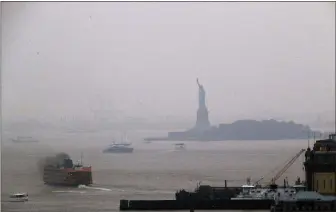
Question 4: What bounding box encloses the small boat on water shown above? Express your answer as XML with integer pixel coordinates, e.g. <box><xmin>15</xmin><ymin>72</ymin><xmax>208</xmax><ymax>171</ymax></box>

<box><xmin>103</xmin><ymin>143</ymin><xmax>134</xmax><ymax>153</ymax></box>
<box><xmin>11</xmin><ymin>136</ymin><xmax>39</xmax><ymax>143</ymax></box>
<box><xmin>9</xmin><ymin>193</ymin><xmax>28</xmax><ymax>202</ymax></box>
<box><xmin>103</xmin><ymin>133</ymin><xmax>134</xmax><ymax>153</ymax></box>
<box><xmin>174</xmin><ymin>143</ymin><xmax>186</xmax><ymax>150</ymax></box>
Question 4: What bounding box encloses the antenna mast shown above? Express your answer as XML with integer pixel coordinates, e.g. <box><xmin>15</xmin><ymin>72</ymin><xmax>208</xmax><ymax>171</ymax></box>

<box><xmin>313</xmin><ymin>132</ymin><xmax>316</xmax><ymax>144</ymax></box>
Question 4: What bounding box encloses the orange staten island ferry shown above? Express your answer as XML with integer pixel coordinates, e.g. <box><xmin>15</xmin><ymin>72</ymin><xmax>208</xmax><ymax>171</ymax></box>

<box><xmin>43</xmin><ymin>155</ymin><xmax>93</xmax><ymax>186</ymax></box>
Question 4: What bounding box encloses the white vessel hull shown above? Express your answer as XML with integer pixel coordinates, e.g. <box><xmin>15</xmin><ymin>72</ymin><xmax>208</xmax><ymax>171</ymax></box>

<box><xmin>9</xmin><ymin>198</ymin><xmax>28</xmax><ymax>202</ymax></box>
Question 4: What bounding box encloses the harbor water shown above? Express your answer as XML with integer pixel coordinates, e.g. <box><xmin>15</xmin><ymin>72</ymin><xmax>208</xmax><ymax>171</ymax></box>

<box><xmin>1</xmin><ymin>130</ymin><xmax>308</xmax><ymax>212</ymax></box>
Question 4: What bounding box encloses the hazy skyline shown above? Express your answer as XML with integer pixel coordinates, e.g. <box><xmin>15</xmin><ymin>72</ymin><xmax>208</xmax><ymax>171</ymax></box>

<box><xmin>2</xmin><ymin>2</ymin><xmax>335</xmax><ymax>123</ymax></box>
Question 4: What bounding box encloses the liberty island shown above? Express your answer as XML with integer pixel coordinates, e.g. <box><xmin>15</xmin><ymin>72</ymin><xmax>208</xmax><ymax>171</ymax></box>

<box><xmin>144</xmin><ymin>79</ymin><xmax>320</xmax><ymax>141</ymax></box>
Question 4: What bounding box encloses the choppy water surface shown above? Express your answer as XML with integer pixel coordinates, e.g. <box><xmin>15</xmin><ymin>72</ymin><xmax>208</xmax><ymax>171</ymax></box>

<box><xmin>1</xmin><ymin>130</ymin><xmax>308</xmax><ymax>212</ymax></box>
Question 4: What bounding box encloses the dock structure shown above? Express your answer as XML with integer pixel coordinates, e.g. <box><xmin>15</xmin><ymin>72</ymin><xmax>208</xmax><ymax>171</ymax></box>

<box><xmin>304</xmin><ymin>133</ymin><xmax>336</xmax><ymax>195</ymax></box>
<box><xmin>270</xmin><ymin>133</ymin><xmax>336</xmax><ymax>212</ymax></box>
<box><xmin>120</xmin><ymin>199</ymin><xmax>273</xmax><ymax>211</ymax></box>
<box><xmin>119</xmin><ymin>133</ymin><xmax>336</xmax><ymax>211</ymax></box>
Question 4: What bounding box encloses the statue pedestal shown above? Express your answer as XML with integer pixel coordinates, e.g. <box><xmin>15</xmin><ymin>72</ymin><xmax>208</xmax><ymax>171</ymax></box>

<box><xmin>194</xmin><ymin>107</ymin><xmax>210</xmax><ymax>131</ymax></box>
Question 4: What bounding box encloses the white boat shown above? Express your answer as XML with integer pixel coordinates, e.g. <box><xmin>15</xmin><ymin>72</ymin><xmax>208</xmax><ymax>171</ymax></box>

<box><xmin>103</xmin><ymin>133</ymin><xmax>134</xmax><ymax>153</ymax></box>
<box><xmin>174</xmin><ymin>143</ymin><xmax>186</xmax><ymax>150</ymax></box>
<box><xmin>115</xmin><ymin>142</ymin><xmax>132</xmax><ymax>146</ymax></box>
<box><xmin>11</xmin><ymin>136</ymin><xmax>39</xmax><ymax>143</ymax></box>
<box><xmin>232</xmin><ymin>183</ymin><xmax>304</xmax><ymax>200</ymax></box>
<box><xmin>103</xmin><ymin>143</ymin><xmax>134</xmax><ymax>153</ymax></box>
<box><xmin>9</xmin><ymin>193</ymin><xmax>28</xmax><ymax>202</ymax></box>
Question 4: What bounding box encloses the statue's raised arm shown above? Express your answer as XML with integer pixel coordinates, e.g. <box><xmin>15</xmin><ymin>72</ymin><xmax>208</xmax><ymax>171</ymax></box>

<box><xmin>196</xmin><ymin>78</ymin><xmax>201</xmax><ymax>87</ymax></box>
<box><xmin>196</xmin><ymin>78</ymin><xmax>206</xmax><ymax>111</ymax></box>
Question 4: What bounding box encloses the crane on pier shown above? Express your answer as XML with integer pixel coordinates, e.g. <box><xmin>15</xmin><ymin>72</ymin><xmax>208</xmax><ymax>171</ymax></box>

<box><xmin>268</xmin><ymin>148</ymin><xmax>306</xmax><ymax>185</ymax></box>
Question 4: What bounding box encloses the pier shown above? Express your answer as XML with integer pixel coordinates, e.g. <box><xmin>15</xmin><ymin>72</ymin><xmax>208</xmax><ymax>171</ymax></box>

<box><xmin>120</xmin><ymin>199</ymin><xmax>273</xmax><ymax>211</ymax></box>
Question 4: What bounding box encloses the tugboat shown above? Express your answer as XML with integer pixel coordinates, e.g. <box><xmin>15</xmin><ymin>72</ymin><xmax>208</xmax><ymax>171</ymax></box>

<box><xmin>43</xmin><ymin>153</ymin><xmax>92</xmax><ymax>186</ymax></box>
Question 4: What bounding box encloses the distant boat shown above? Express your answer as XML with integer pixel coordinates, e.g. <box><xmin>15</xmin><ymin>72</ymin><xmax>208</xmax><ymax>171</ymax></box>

<box><xmin>103</xmin><ymin>143</ymin><xmax>134</xmax><ymax>153</ymax></box>
<box><xmin>174</xmin><ymin>143</ymin><xmax>186</xmax><ymax>150</ymax></box>
<box><xmin>11</xmin><ymin>136</ymin><xmax>39</xmax><ymax>143</ymax></box>
<box><xmin>9</xmin><ymin>193</ymin><xmax>28</xmax><ymax>202</ymax></box>
<box><xmin>103</xmin><ymin>133</ymin><xmax>134</xmax><ymax>153</ymax></box>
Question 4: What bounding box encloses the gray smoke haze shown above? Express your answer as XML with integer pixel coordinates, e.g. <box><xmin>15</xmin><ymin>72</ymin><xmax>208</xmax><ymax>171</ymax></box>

<box><xmin>37</xmin><ymin>152</ymin><xmax>70</xmax><ymax>173</ymax></box>
<box><xmin>2</xmin><ymin>2</ymin><xmax>335</xmax><ymax>124</ymax></box>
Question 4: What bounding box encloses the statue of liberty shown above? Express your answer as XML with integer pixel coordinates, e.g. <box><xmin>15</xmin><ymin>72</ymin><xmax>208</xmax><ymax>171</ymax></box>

<box><xmin>194</xmin><ymin>78</ymin><xmax>210</xmax><ymax>130</ymax></box>
<box><xmin>197</xmin><ymin>78</ymin><xmax>206</xmax><ymax>109</ymax></box>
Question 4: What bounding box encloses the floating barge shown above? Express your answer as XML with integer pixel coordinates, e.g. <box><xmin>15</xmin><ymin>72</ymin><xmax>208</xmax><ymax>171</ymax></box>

<box><xmin>119</xmin><ymin>183</ymin><xmax>305</xmax><ymax>211</ymax></box>
<box><xmin>120</xmin><ymin>199</ymin><xmax>273</xmax><ymax>210</ymax></box>
<box><xmin>119</xmin><ymin>148</ymin><xmax>306</xmax><ymax>211</ymax></box>
<box><xmin>120</xmin><ymin>133</ymin><xmax>336</xmax><ymax>211</ymax></box>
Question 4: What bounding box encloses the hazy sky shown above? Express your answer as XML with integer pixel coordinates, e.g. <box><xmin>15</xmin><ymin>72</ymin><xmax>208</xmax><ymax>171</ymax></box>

<box><xmin>2</xmin><ymin>2</ymin><xmax>335</xmax><ymax>122</ymax></box>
